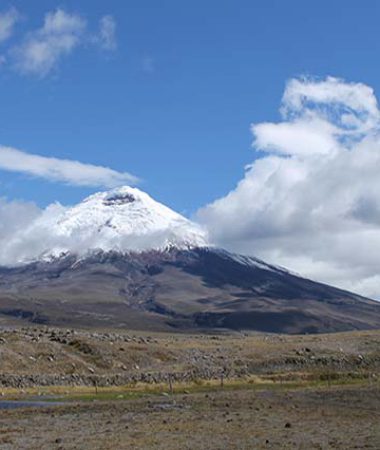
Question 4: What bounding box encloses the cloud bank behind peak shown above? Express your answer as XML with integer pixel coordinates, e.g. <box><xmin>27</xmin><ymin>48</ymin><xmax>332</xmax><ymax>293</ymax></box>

<box><xmin>198</xmin><ymin>76</ymin><xmax>380</xmax><ymax>299</ymax></box>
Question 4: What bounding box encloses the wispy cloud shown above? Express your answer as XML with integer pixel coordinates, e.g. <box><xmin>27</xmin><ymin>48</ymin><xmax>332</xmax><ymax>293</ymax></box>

<box><xmin>98</xmin><ymin>15</ymin><xmax>116</xmax><ymax>51</ymax></box>
<box><xmin>2</xmin><ymin>8</ymin><xmax>117</xmax><ymax>77</ymax></box>
<box><xmin>198</xmin><ymin>76</ymin><xmax>380</xmax><ymax>298</ymax></box>
<box><xmin>12</xmin><ymin>9</ymin><xmax>86</xmax><ymax>76</ymax></box>
<box><xmin>0</xmin><ymin>145</ymin><xmax>138</xmax><ymax>188</ymax></box>
<box><xmin>0</xmin><ymin>7</ymin><xmax>19</xmax><ymax>43</ymax></box>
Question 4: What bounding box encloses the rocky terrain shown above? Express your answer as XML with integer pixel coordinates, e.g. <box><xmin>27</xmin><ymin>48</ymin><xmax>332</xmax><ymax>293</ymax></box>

<box><xmin>0</xmin><ymin>327</ymin><xmax>379</xmax><ymax>389</ymax></box>
<box><xmin>1</xmin><ymin>385</ymin><xmax>379</xmax><ymax>449</ymax></box>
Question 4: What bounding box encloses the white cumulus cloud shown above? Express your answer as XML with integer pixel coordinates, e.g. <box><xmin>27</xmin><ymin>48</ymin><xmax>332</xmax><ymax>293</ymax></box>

<box><xmin>0</xmin><ymin>199</ymin><xmax>66</xmax><ymax>266</ymax></box>
<box><xmin>198</xmin><ymin>76</ymin><xmax>380</xmax><ymax>299</ymax></box>
<box><xmin>0</xmin><ymin>145</ymin><xmax>138</xmax><ymax>187</ymax></box>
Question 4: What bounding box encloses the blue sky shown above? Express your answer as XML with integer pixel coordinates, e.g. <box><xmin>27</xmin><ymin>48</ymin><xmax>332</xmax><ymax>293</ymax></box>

<box><xmin>2</xmin><ymin>0</ymin><xmax>380</xmax><ymax>214</ymax></box>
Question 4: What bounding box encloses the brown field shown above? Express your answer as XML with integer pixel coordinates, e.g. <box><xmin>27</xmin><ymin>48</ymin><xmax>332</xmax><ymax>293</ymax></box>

<box><xmin>0</xmin><ymin>327</ymin><xmax>379</xmax><ymax>449</ymax></box>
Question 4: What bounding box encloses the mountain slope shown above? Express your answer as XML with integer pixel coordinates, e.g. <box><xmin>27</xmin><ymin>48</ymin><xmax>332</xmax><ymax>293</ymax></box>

<box><xmin>1</xmin><ymin>185</ymin><xmax>379</xmax><ymax>333</ymax></box>
<box><xmin>0</xmin><ymin>247</ymin><xmax>379</xmax><ymax>333</ymax></box>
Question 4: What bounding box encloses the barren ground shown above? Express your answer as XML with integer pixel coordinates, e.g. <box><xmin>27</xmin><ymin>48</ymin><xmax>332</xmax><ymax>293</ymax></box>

<box><xmin>0</xmin><ymin>327</ymin><xmax>379</xmax><ymax>449</ymax></box>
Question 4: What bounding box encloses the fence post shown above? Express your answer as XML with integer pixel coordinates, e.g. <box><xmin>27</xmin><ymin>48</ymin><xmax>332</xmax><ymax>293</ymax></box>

<box><xmin>169</xmin><ymin>373</ymin><xmax>173</xmax><ymax>395</ymax></box>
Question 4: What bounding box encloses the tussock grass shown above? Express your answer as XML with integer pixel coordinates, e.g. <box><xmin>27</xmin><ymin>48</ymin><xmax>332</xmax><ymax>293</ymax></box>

<box><xmin>1</xmin><ymin>371</ymin><xmax>378</xmax><ymax>403</ymax></box>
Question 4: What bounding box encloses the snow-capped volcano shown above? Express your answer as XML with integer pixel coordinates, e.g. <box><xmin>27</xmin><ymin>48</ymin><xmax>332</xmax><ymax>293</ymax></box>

<box><xmin>2</xmin><ymin>187</ymin><xmax>380</xmax><ymax>334</ymax></box>
<box><xmin>52</xmin><ymin>186</ymin><xmax>208</xmax><ymax>251</ymax></box>
<box><xmin>2</xmin><ymin>186</ymin><xmax>208</xmax><ymax>265</ymax></box>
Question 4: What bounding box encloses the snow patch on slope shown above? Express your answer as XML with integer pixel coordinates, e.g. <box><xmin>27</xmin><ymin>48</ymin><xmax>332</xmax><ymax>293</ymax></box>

<box><xmin>213</xmin><ymin>248</ymin><xmax>294</xmax><ymax>274</ymax></box>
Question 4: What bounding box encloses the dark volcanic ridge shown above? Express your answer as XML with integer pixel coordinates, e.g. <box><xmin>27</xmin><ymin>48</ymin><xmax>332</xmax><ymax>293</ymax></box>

<box><xmin>0</xmin><ymin>247</ymin><xmax>379</xmax><ymax>334</ymax></box>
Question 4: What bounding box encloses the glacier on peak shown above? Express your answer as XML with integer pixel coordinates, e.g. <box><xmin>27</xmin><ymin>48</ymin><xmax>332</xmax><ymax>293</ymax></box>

<box><xmin>1</xmin><ymin>186</ymin><xmax>209</xmax><ymax>266</ymax></box>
